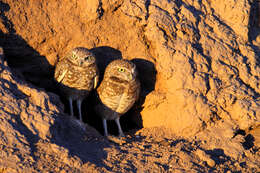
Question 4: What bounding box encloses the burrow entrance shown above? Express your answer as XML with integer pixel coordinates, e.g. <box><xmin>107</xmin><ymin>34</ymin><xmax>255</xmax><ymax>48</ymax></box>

<box><xmin>1</xmin><ymin>33</ymin><xmax>156</xmax><ymax>135</ymax></box>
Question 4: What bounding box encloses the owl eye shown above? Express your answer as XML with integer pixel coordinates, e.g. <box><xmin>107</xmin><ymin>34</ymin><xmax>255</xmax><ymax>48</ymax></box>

<box><xmin>84</xmin><ymin>56</ymin><xmax>92</xmax><ymax>61</ymax></box>
<box><xmin>72</xmin><ymin>54</ymin><xmax>78</xmax><ymax>59</ymax></box>
<box><xmin>118</xmin><ymin>68</ymin><xmax>125</xmax><ymax>72</ymax></box>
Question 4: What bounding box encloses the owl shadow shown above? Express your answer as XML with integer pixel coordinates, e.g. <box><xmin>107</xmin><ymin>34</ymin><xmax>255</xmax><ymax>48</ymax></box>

<box><xmin>90</xmin><ymin>46</ymin><xmax>123</xmax><ymax>82</ymax></box>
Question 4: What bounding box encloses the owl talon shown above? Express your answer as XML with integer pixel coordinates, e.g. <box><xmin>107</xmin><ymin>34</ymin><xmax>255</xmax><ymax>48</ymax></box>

<box><xmin>115</xmin><ymin>118</ymin><xmax>125</xmax><ymax>137</ymax></box>
<box><xmin>119</xmin><ymin>133</ymin><xmax>125</xmax><ymax>138</ymax></box>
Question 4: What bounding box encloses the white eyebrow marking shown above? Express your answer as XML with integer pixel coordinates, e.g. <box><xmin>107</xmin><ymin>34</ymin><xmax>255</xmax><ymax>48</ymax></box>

<box><xmin>131</xmin><ymin>66</ymin><xmax>136</xmax><ymax>73</ymax></box>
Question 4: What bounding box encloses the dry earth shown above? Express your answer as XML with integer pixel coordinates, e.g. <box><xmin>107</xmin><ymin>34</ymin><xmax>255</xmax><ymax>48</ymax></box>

<box><xmin>0</xmin><ymin>0</ymin><xmax>260</xmax><ymax>172</ymax></box>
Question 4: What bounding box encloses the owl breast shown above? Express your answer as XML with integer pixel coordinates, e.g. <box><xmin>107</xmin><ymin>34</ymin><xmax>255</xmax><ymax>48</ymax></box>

<box><xmin>62</xmin><ymin>63</ymin><xmax>98</xmax><ymax>91</ymax></box>
<box><xmin>98</xmin><ymin>77</ymin><xmax>140</xmax><ymax>114</ymax></box>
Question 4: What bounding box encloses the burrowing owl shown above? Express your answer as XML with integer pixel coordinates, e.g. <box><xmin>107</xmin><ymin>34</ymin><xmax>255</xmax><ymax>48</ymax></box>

<box><xmin>96</xmin><ymin>59</ymin><xmax>140</xmax><ymax>137</ymax></box>
<box><xmin>54</xmin><ymin>47</ymin><xmax>99</xmax><ymax>121</ymax></box>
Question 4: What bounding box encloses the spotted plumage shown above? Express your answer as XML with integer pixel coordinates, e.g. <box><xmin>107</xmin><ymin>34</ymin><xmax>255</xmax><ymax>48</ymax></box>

<box><xmin>54</xmin><ymin>47</ymin><xmax>99</xmax><ymax>121</ymax></box>
<box><xmin>96</xmin><ymin>59</ymin><xmax>140</xmax><ymax>137</ymax></box>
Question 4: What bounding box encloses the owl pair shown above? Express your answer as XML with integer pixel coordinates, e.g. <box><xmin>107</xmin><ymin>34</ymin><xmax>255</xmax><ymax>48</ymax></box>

<box><xmin>54</xmin><ymin>47</ymin><xmax>140</xmax><ymax>137</ymax></box>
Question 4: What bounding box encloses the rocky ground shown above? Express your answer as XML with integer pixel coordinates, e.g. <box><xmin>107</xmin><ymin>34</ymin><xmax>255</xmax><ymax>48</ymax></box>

<box><xmin>0</xmin><ymin>0</ymin><xmax>260</xmax><ymax>172</ymax></box>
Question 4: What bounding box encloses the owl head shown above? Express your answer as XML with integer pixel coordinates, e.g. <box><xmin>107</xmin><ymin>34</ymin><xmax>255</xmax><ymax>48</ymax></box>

<box><xmin>104</xmin><ymin>59</ymin><xmax>138</xmax><ymax>82</ymax></box>
<box><xmin>67</xmin><ymin>47</ymin><xmax>96</xmax><ymax>67</ymax></box>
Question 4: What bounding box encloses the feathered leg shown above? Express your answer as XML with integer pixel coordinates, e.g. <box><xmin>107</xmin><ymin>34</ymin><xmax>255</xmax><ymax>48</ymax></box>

<box><xmin>69</xmin><ymin>97</ymin><xmax>74</xmax><ymax>117</ymax></box>
<box><xmin>77</xmin><ymin>99</ymin><xmax>83</xmax><ymax>122</ymax></box>
<box><xmin>115</xmin><ymin>117</ymin><xmax>124</xmax><ymax>137</ymax></box>
<box><xmin>103</xmin><ymin>119</ymin><xmax>108</xmax><ymax>136</ymax></box>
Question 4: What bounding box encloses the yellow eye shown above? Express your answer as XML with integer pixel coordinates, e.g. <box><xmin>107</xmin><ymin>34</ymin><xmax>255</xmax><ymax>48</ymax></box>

<box><xmin>118</xmin><ymin>68</ymin><xmax>125</xmax><ymax>72</ymax></box>
<box><xmin>85</xmin><ymin>56</ymin><xmax>93</xmax><ymax>61</ymax></box>
<box><xmin>72</xmin><ymin>54</ymin><xmax>77</xmax><ymax>59</ymax></box>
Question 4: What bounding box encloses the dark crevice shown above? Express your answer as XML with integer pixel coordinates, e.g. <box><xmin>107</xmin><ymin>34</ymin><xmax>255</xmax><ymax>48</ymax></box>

<box><xmin>156</xmin><ymin>24</ymin><xmax>169</xmax><ymax>42</ymax></box>
<box><xmin>145</xmin><ymin>0</ymin><xmax>151</xmax><ymax>20</ymax></box>
<box><xmin>233</xmin><ymin>129</ymin><xmax>246</xmax><ymax>137</ymax></box>
<box><xmin>243</xmin><ymin>134</ymin><xmax>255</xmax><ymax>150</ymax></box>
<box><xmin>97</xmin><ymin>0</ymin><xmax>104</xmax><ymax>19</ymax></box>
<box><xmin>236</xmin><ymin>76</ymin><xmax>260</xmax><ymax>99</ymax></box>
<box><xmin>0</xmin><ymin>1</ymin><xmax>15</xmax><ymax>34</ymax></box>
<box><xmin>112</xmin><ymin>1</ymin><xmax>123</xmax><ymax>12</ymax></box>
<box><xmin>191</xmin><ymin>43</ymin><xmax>212</xmax><ymax>72</ymax></box>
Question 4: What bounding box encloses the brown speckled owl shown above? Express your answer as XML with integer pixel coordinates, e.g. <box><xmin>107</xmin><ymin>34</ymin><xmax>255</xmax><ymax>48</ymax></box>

<box><xmin>96</xmin><ymin>59</ymin><xmax>140</xmax><ymax>137</ymax></box>
<box><xmin>54</xmin><ymin>47</ymin><xmax>99</xmax><ymax>121</ymax></box>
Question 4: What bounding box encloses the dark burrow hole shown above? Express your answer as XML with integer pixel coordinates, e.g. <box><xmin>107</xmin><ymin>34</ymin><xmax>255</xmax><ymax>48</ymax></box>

<box><xmin>243</xmin><ymin>134</ymin><xmax>255</xmax><ymax>150</ymax></box>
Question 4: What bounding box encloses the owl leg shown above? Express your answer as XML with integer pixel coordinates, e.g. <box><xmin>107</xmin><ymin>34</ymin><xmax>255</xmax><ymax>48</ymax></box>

<box><xmin>102</xmin><ymin>119</ymin><xmax>108</xmax><ymax>136</ymax></box>
<box><xmin>115</xmin><ymin>117</ymin><xmax>124</xmax><ymax>137</ymax></box>
<box><xmin>77</xmin><ymin>99</ymin><xmax>83</xmax><ymax>122</ymax></box>
<box><xmin>68</xmin><ymin>97</ymin><xmax>74</xmax><ymax>117</ymax></box>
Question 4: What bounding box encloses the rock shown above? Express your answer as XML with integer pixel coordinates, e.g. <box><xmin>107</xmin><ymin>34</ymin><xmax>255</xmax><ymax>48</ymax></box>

<box><xmin>195</xmin><ymin>149</ymin><xmax>215</xmax><ymax>167</ymax></box>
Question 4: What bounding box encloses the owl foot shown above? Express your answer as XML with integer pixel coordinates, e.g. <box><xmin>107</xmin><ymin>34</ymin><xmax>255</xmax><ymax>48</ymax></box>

<box><xmin>115</xmin><ymin>118</ymin><xmax>125</xmax><ymax>137</ymax></box>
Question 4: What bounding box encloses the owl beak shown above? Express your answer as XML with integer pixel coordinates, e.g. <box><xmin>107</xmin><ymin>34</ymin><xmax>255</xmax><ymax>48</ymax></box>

<box><xmin>79</xmin><ymin>60</ymin><xmax>84</xmax><ymax>66</ymax></box>
<box><xmin>129</xmin><ymin>74</ymin><xmax>133</xmax><ymax>80</ymax></box>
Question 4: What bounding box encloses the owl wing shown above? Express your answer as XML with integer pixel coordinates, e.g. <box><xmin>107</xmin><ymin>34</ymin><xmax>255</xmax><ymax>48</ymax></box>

<box><xmin>117</xmin><ymin>79</ymin><xmax>140</xmax><ymax>113</ymax></box>
<box><xmin>98</xmin><ymin>78</ymin><xmax>140</xmax><ymax>114</ymax></box>
<box><xmin>54</xmin><ymin>61</ymin><xmax>69</xmax><ymax>83</ymax></box>
<box><xmin>97</xmin><ymin>79</ymin><xmax>124</xmax><ymax>112</ymax></box>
